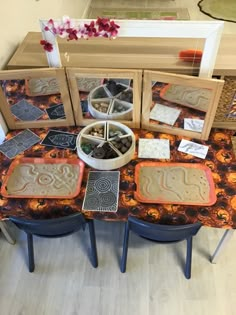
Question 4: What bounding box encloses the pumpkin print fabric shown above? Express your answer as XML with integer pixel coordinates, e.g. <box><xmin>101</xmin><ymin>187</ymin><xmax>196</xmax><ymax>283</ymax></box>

<box><xmin>0</xmin><ymin>127</ymin><xmax>235</xmax><ymax>229</ymax></box>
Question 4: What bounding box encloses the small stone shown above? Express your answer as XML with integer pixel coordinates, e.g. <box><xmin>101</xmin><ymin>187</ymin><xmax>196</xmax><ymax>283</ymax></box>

<box><xmin>121</xmin><ymin>146</ymin><xmax>128</xmax><ymax>153</ymax></box>
<box><xmin>92</xmin><ymin>147</ymin><xmax>105</xmax><ymax>159</ymax></box>
<box><xmin>121</xmin><ymin>138</ymin><xmax>128</xmax><ymax>145</ymax></box>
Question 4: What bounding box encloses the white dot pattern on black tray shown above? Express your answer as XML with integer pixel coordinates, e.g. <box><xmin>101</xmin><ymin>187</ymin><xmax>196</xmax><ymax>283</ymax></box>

<box><xmin>82</xmin><ymin>171</ymin><xmax>120</xmax><ymax>212</ymax></box>
<box><xmin>94</xmin><ymin>177</ymin><xmax>112</xmax><ymax>193</ymax></box>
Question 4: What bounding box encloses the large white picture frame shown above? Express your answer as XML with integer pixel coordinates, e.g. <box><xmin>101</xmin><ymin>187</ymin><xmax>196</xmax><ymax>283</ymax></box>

<box><xmin>39</xmin><ymin>19</ymin><xmax>224</xmax><ymax>78</ymax></box>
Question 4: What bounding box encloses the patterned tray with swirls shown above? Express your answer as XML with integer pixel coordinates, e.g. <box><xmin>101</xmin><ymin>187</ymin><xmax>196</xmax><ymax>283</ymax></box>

<box><xmin>134</xmin><ymin>162</ymin><xmax>216</xmax><ymax>206</ymax></box>
<box><xmin>1</xmin><ymin>158</ymin><xmax>84</xmax><ymax>199</ymax></box>
<box><xmin>82</xmin><ymin>171</ymin><xmax>120</xmax><ymax>212</ymax></box>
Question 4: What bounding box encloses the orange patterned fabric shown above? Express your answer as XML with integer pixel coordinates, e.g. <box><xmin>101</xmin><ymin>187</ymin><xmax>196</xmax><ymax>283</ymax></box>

<box><xmin>0</xmin><ymin>127</ymin><xmax>236</xmax><ymax>229</ymax></box>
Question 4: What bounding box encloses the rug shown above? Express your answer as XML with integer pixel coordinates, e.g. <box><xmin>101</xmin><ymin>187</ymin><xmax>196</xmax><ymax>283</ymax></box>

<box><xmin>88</xmin><ymin>7</ymin><xmax>190</xmax><ymax>20</ymax></box>
<box><xmin>198</xmin><ymin>0</ymin><xmax>236</xmax><ymax>23</ymax></box>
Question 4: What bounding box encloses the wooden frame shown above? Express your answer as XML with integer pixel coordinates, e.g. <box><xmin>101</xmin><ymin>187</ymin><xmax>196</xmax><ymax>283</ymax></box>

<box><xmin>213</xmin><ymin>76</ymin><xmax>236</xmax><ymax>130</ymax></box>
<box><xmin>66</xmin><ymin>67</ymin><xmax>142</xmax><ymax>128</ymax></box>
<box><xmin>39</xmin><ymin>19</ymin><xmax>224</xmax><ymax>78</ymax></box>
<box><xmin>142</xmin><ymin>70</ymin><xmax>224</xmax><ymax>140</ymax></box>
<box><xmin>0</xmin><ymin>68</ymin><xmax>74</xmax><ymax>129</ymax></box>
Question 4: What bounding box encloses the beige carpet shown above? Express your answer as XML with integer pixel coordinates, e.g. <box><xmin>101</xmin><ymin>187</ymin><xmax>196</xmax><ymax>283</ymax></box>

<box><xmin>198</xmin><ymin>0</ymin><xmax>236</xmax><ymax>23</ymax></box>
<box><xmin>88</xmin><ymin>7</ymin><xmax>190</xmax><ymax>20</ymax></box>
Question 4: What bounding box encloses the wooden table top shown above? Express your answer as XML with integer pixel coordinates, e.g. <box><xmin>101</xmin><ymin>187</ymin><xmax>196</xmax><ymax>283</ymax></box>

<box><xmin>6</xmin><ymin>32</ymin><xmax>236</xmax><ymax>76</ymax></box>
<box><xmin>0</xmin><ymin>127</ymin><xmax>235</xmax><ymax>229</ymax></box>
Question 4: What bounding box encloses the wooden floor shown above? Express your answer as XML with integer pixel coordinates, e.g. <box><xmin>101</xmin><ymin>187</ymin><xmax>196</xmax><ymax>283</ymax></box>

<box><xmin>1</xmin><ymin>221</ymin><xmax>236</xmax><ymax>315</ymax></box>
<box><xmin>1</xmin><ymin>1</ymin><xmax>236</xmax><ymax>314</ymax></box>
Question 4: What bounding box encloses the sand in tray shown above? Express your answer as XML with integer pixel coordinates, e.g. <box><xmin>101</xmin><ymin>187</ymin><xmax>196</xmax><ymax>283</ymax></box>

<box><xmin>138</xmin><ymin>165</ymin><xmax>210</xmax><ymax>203</ymax></box>
<box><xmin>6</xmin><ymin>163</ymin><xmax>80</xmax><ymax>197</ymax></box>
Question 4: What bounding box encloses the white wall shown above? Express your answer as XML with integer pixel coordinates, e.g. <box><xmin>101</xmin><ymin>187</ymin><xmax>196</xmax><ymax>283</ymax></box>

<box><xmin>0</xmin><ymin>0</ymin><xmax>91</xmax><ymax>69</ymax></box>
<box><xmin>0</xmin><ymin>0</ymin><xmax>91</xmax><ymax>134</ymax></box>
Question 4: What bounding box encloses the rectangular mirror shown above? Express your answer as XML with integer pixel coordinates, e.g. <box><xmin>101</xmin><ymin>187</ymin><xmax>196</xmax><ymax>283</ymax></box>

<box><xmin>142</xmin><ymin>70</ymin><xmax>224</xmax><ymax>140</ymax></box>
<box><xmin>66</xmin><ymin>68</ymin><xmax>142</xmax><ymax>128</ymax></box>
<box><xmin>0</xmin><ymin>68</ymin><xmax>75</xmax><ymax>129</ymax></box>
<box><xmin>40</xmin><ymin>19</ymin><xmax>224</xmax><ymax>79</ymax></box>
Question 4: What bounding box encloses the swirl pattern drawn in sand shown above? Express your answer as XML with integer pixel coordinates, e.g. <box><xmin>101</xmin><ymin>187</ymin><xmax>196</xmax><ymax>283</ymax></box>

<box><xmin>135</xmin><ymin>163</ymin><xmax>216</xmax><ymax>205</ymax></box>
<box><xmin>5</xmin><ymin>163</ymin><xmax>80</xmax><ymax>197</ymax></box>
<box><xmin>160</xmin><ymin>84</ymin><xmax>212</xmax><ymax>112</ymax></box>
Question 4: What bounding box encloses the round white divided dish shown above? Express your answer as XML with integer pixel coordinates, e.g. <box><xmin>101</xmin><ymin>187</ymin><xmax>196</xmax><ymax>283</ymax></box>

<box><xmin>76</xmin><ymin>121</ymin><xmax>135</xmax><ymax>170</ymax></box>
<box><xmin>88</xmin><ymin>81</ymin><xmax>133</xmax><ymax>120</ymax></box>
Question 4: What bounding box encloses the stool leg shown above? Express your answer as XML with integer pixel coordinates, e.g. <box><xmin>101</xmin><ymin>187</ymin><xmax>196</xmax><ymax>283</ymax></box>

<box><xmin>185</xmin><ymin>237</ymin><xmax>193</xmax><ymax>279</ymax></box>
<box><xmin>27</xmin><ymin>233</ymin><xmax>35</xmax><ymax>272</ymax></box>
<box><xmin>87</xmin><ymin>220</ymin><xmax>98</xmax><ymax>268</ymax></box>
<box><xmin>120</xmin><ymin>222</ymin><xmax>130</xmax><ymax>273</ymax></box>
<box><xmin>211</xmin><ymin>230</ymin><xmax>234</xmax><ymax>264</ymax></box>
<box><xmin>0</xmin><ymin>220</ymin><xmax>16</xmax><ymax>244</ymax></box>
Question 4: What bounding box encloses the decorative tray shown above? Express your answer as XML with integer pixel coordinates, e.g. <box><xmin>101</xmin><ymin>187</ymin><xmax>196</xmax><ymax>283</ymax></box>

<box><xmin>25</xmin><ymin>77</ymin><xmax>60</xmax><ymax>96</ymax></box>
<box><xmin>1</xmin><ymin>158</ymin><xmax>84</xmax><ymax>199</ymax></box>
<box><xmin>134</xmin><ymin>162</ymin><xmax>216</xmax><ymax>206</ymax></box>
<box><xmin>160</xmin><ymin>84</ymin><xmax>211</xmax><ymax>112</ymax></box>
<box><xmin>82</xmin><ymin>171</ymin><xmax>120</xmax><ymax>212</ymax></box>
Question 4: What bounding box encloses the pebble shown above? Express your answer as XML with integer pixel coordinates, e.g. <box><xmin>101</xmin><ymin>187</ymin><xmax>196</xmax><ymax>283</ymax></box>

<box><xmin>88</xmin><ymin>127</ymin><xmax>104</xmax><ymax>138</ymax></box>
<box><xmin>93</xmin><ymin>102</ymin><xmax>109</xmax><ymax>113</ymax></box>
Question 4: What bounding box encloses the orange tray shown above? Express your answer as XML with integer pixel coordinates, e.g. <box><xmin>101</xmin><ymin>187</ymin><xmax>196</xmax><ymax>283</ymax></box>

<box><xmin>1</xmin><ymin>157</ymin><xmax>85</xmax><ymax>199</ymax></box>
<box><xmin>134</xmin><ymin>162</ymin><xmax>216</xmax><ymax>206</ymax></box>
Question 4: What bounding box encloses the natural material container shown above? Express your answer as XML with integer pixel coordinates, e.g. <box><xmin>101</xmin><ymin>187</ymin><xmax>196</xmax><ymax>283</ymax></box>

<box><xmin>77</xmin><ymin>121</ymin><xmax>135</xmax><ymax>170</ymax></box>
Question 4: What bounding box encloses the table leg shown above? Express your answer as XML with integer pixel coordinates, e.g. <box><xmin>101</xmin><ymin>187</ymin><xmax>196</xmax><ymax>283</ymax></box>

<box><xmin>211</xmin><ymin>229</ymin><xmax>234</xmax><ymax>264</ymax></box>
<box><xmin>0</xmin><ymin>220</ymin><xmax>16</xmax><ymax>244</ymax></box>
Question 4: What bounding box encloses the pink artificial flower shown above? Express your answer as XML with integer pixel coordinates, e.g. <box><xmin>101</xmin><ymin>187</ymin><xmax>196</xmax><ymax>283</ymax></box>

<box><xmin>66</xmin><ymin>28</ymin><xmax>78</xmax><ymax>40</ymax></box>
<box><xmin>108</xmin><ymin>21</ymin><xmax>120</xmax><ymax>37</ymax></box>
<box><xmin>44</xmin><ymin>19</ymin><xmax>58</xmax><ymax>34</ymax></box>
<box><xmin>40</xmin><ymin>40</ymin><xmax>53</xmax><ymax>52</ymax></box>
<box><xmin>42</xmin><ymin>16</ymin><xmax>120</xmax><ymax>44</ymax></box>
<box><xmin>62</xmin><ymin>15</ymin><xmax>72</xmax><ymax>28</ymax></box>
<box><xmin>84</xmin><ymin>21</ymin><xmax>97</xmax><ymax>37</ymax></box>
<box><xmin>96</xmin><ymin>17</ymin><xmax>110</xmax><ymax>32</ymax></box>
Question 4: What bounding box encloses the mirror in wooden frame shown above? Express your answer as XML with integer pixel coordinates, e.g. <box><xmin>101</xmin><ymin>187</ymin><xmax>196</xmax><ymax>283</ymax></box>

<box><xmin>66</xmin><ymin>68</ymin><xmax>142</xmax><ymax>128</ymax></box>
<box><xmin>0</xmin><ymin>68</ymin><xmax>75</xmax><ymax>129</ymax></box>
<box><xmin>142</xmin><ymin>70</ymin><xmax>224</xmax><ymax>140</ymax></box>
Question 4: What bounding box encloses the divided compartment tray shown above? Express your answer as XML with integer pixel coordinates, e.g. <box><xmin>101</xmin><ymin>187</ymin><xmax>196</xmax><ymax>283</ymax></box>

<box><xmin>77</xmin><ymin>121</ymin><xmax>135</xmax><ymax>170</ymax></box>
<box><xmin>1</xmin><ymin>157</ymin><xmax>85</xmax><ymax>199</ymax></box>
<box><xmin>88</xmin><ymin>82</ymin><xmax>133</xmax><ymax>120</ymax></box>
<box><xmin>134</xmin><ymin>162</ymin><xmax>216</xmax><ymax>206</ymax></box>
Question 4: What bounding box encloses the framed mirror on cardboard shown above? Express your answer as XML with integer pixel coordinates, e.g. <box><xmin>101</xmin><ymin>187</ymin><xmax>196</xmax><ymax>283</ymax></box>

<box><xmin>142</xmin><ymin>70</ymin><xmax>224</xmax><ymax>140</ymax></box>
<box><xmin>0</xmin><ymin>68</ymin><xmax>75</xmax><ymax>129</ymax></box>
<box><xmin>66</xmin><ymin>68</ymin><xmax>142</xmax><ymax>128</ymax></box>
